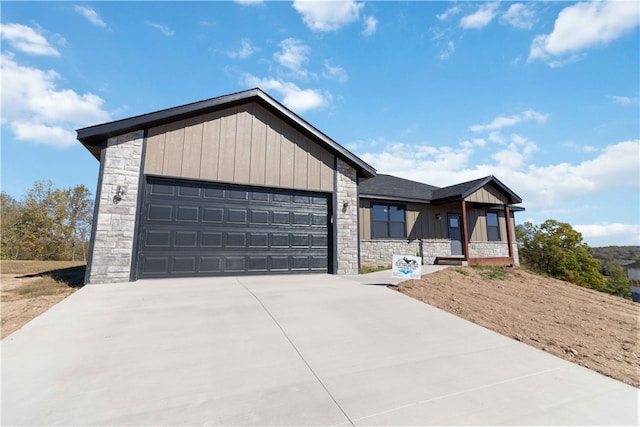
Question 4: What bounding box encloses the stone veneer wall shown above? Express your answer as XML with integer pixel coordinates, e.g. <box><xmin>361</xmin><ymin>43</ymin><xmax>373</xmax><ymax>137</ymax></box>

<box><xmin>360</xmin><ymin>239</ymin><xmax>451</xmax><ymax>266</ymax></box>
<box><xmin>86</xmin><ymin>131</ymin><xmax>144</xmax><ymax>284</ymax></box>
<box><xmin>335</xmin><ymin>159</ymin><xmax>359</xmax><ymax>274</ymax></box>
<box><xmin>468</xmin><ymin>241</ymin><xmax>520</xmax><ymax>266</ymax></box>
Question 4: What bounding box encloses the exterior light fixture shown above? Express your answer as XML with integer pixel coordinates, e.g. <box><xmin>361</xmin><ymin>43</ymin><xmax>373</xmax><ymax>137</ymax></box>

<box><xmin>435</xmin><ymin>213</ymin><xmax>442</xmax><ymax>220</ymax></box>
<box><xmin>342</xmin><ymin>201</ymin><xmax>349</xmax><ymax>212</ymax></box>
<box><xmin>113</xmin><ymin>185</ymin><xmax>127</xmax><ymax>204</ymax></box>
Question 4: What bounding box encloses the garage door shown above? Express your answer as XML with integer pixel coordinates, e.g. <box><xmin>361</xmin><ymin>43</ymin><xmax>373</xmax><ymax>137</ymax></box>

<box><xmin>135</xmin><ymin>178</ymin><xmax>331</xmax><ymax>278</ymax></box>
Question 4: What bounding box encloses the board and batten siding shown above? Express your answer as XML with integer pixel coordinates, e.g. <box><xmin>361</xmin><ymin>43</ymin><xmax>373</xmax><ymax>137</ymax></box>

<box><xmin>359</xmin><ymin>200</ymin><xmax>455</xmax><ymax>240</ymax></box>
<box><xmin>464</xmin><ymin>184</ymin><xmax>509</xmax><ymax>205</ymax></box>
<box><xmin>360</xmin><ymin>198</ymin><xmax>516</xmax><ymax>243</ymax></box>
<box><xmin>144</xmin><ymin>102</ymin><xmax>335</xmax><ymax>192</ymax></box>
<box><xmin>468</xmin><ymin>210</ymin><xmax>513</xmax><ymax>242</ymax></box>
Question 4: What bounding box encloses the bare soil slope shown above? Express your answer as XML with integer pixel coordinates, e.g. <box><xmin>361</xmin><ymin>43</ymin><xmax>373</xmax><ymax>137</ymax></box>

<box><xmin>395</xmin><ymin>266</ymin><xmax>639</xmax><ymax>388</ymax></box>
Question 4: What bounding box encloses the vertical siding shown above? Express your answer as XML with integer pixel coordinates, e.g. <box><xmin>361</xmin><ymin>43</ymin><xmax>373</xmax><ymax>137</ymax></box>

<box><xmin>293</xmin><ymin>130</ymin><xmax>309</xmax><ymax>189</ymax></box>
<box><xmin>250</xmin><ymin>106</ymin><xmax>267</xmax><ymax>184</ymax></box>
<box><xmin>217</xmin><ymin>108</ymin><xmax>238</xmax><ymax>182</ymax></box>
<box><xmin>264</xmin><ymin>114</ymin><xmax>282</xmax><ymax>186</ymax></box>
<box><xmin>359</xmin><ymin>199</ymin><xmax>371</xmax><ymax>240</ymax></box>
<box><xmin>465</xmin><ymin>185</ymin><xmax>509</xmax><ymax>204</ymax></box>
<box><xmin>162</xmin><ymin>121</ymin><xmax>185</xmax><ymax>176</ymax></box>
<box><xmin>279</xmin><ymin>125</ymin><xmax>295</xmax><ymax>187</ymax></box>
<box><xmin>233</xmin><ymin>107</ymin><xmax>252</xmax><ymax>183</ymax></box>
<box><xmin>200</xmin><ymin>112</ymin><xmax>222</xmax><ymax>180</ymax></box>
<box><xmin>144</xmin><ymin>126</ymin><xmax>166</xmax><ymax>174</ymax></box>
<box><xmin>320</xmin><ymin>149</ymin><xmax>334</xmax><ymax>192</ymax></box>
<box><xmin>144</xmin><ymin>102</ymin><xmax>335</xmax><ymax>192</ymax></box>
<box><xmin>359</xmin><ymin>200</ymin><xmax>460</xmax><ymax>240</ymax></box>
<box><xmin>181</xmin><ymin>116</ymin><xmax>204</xmax><ymax>179</ymax></box>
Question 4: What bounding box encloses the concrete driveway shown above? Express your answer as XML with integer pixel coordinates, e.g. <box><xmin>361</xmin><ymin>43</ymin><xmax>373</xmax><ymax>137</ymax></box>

<box><xmin>2</xmin><ymin>274</ymin><xmax>638</xmax><ymax>426</ymax></box>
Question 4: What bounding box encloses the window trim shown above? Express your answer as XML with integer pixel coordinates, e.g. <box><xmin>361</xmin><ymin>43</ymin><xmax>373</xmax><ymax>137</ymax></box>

<box><xmin>371</xmin><ymin>203</ymin><xmax>406</xmax><ymax>239</ymax></box>
<box><xmin>486</xmin><ymin>211</ymin><xmax>501</xmax><ymax>241</ymax></box>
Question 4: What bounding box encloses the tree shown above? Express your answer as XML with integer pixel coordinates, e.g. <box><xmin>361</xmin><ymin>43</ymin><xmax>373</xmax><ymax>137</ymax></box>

<box><xmin>0</xmin><ymin>181</ymin><xmax>93</xmax><ymax>261</ymax></box>
<box><xmin>601</xmin><ymin>261</ymin><xmax>632</xmax><ymax>299</ymax></box>
<box><xmin>1</xmin><ymin>192</ymin><xmax>22</xmax><ymax>259</ymax></box>
<box><xmin>517</xmin><ymin>219</ymin><xmax>606</xmax><ymax>292</ymax></box>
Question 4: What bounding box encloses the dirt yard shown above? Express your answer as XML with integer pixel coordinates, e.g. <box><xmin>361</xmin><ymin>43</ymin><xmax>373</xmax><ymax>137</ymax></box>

<box><xmin>395</xmin><ymin>266</ymin><xmax>639</xmax><ymax>388</ymax></box>
<box><xmin>1</xmin><ymin>261</ymin><xmax>85</xmax><ymax>339</ymax></box>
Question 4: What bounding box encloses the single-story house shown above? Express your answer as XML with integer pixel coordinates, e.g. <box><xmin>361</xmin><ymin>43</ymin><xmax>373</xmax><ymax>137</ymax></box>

<box><xmin>77</xmin><ymin>88</ymin><xmax>524</xmax><ymax>284</ymax></box>
<box><xmin>623</xmin><ymin>261</ymin><xmax>640</xmax><ymax>302</ymax></box>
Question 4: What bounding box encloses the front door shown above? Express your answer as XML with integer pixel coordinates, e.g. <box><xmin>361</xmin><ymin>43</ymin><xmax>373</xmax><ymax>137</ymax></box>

<box><xmin>448</xmin><ymin>214</ymin><xmax>463</xmax><ymax>256</ymax></box>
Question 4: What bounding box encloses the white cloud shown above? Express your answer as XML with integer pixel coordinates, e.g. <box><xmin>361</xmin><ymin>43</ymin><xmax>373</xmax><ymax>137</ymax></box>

<box><xmin>460</xmin><ymin>2</ymin><xmax>500</xmax><ymax>30</ymax></box>
<box><xmin>292</xmin><ymin>0</ymin><xmax>364</xmax><ymax>32</ymax></box>
<box><xmin>610</xmin><ymin>95</ymin><xmax>639</xmax><ymax>106</ymax></box>
<box><xmin>243</xmin><ymin>74</ymin><xmax>330</xmax><ymax>113</ymax></box>
<box><xmin>470</xmin><ymin>109</ymin><xmax>548</xmax><ymax>133</ymax></box>
<box><xmin>439</xmin><ymin>40</ymin><xmax>455</xmax><ymax>60</ymax></box>
<box><xmin>0</xmin><ymin>23</ymin><xmax>60</xmax><ymax>56</ymax></box>
<box><xmin>355</xmin><ymin>132</ymin><xmax>639</xmax><ymax>218</ymax></box>
<box><xmin>73</xmin><ymin>5</ymin><xmax>108</xmax><ymax>28</ymax></box>
<box><xmin>362</xmin><ymin>15</ymin><xmax>378</xmax><ymax>36</ymax></box>
<box><xmin>575</xmin><ymin>223</ymin><xmax>640</xmax><ymax>246</ymax></box>
<box><xmin>227</xmin><ymin>39</ymin><xmax>259</xmax><ymax>59</ymax></box>
<box><xmin>437</xmin><ymin>5</ymin><xmax>462</xmax><ymax>21</ymax></box>
<box><xmin>323</xmin><ymin>61</ymin><xmax>348</xmax><ymax>83</ymax></box>
<box><xmin>0</xmin><ymin>53</ymin><xmax>111</xmax><ymax>148</ymax></box>
<box><xmin>529</xmin><ymin>0</ymin><xmax>640</xmax><ymax>64</ymax></box>
<box><xmin>500</xmin><ymin>3</ymin><xmax>535</xmax><ymax>30</ymax></box>
<box><xmin>274</xmin><ymin>38</ymin><xmax>310</xmax><ymax>78</ymax></box>
<box><xmin>149</xmin><ymin>23</ymin><xmax>175</xmax><ymax>36</ymax></box>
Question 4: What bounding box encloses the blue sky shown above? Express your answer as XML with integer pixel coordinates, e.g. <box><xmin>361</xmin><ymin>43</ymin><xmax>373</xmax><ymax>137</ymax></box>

<box><xmin>1</xmin><ymin>1</ymin><xmax>639</xmax><ymax>247</ymax></box>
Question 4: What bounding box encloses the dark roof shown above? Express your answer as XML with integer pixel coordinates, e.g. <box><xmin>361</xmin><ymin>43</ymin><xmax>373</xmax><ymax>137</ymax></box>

<box><xmin>359</xmin><ymin>174</ymin><xmax>438</xmax><ymax>203</ymax></box>
<box><xmin>360</xmin><ymin>174</ymin><xmax>523</xmax><ymax>206</ymax></box>
<box><xmin>76</xmin><ymin>88</ymin><xmax>376</xmax><ymax>178</ymax></box>
<box><xmin>624</xmin><ymin>261</ymin><xmax>640</xmax><ymax>269</ymax></box>
<box><xmin>433</xmin><ymin>175</ymin><xmax>522</xmax><ymax>204</ymax></box>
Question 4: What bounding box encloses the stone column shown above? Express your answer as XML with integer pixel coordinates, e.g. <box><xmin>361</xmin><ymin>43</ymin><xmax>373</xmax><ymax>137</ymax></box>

<box><xmin>86</xmin><ymin>131</ymin><xmax>144</xmax><ymax>284</ymax></box>
<box><xmin>335</xmin><ymin>158</ymin><xmax>359</xmax><ymax>275</ymax></box>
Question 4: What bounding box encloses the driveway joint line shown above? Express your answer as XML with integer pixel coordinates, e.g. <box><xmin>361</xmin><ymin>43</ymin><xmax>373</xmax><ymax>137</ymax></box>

<box><xmin>350</xmin><ymin>365</ymin><xmax>571</xmax><ymax>423</ymax></box>
<box><xmin>238</xmin><ymin>279</ymin><xmax>355</xmax><ymax>427</ymax></box>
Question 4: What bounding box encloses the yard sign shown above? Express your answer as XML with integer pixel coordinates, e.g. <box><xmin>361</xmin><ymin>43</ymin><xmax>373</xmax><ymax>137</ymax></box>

<box><xmin>392</xmin><ymin>255</ymin><xmax>422</xmax><ymax>279</ymax></box>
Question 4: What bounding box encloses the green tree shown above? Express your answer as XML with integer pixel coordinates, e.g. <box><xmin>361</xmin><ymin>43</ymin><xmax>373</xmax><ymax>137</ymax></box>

<box><xmin>601</xmin><ymin>261</ymin><xmax>632</xmax><ymax>299</ymax></box>
<box><xmin>1</xmin><ymin>181</ymin><xmax>93</xmax><ymax>261</ymax></box>
<box><xmin>517</xmin><ymin>219</ymin><xmax>606</xmax><ymax>291</ymax></box>
<box><xmin>1</xmin><ymin>192</ymin><xmax>22</xmax><ymax>259</ymax></box>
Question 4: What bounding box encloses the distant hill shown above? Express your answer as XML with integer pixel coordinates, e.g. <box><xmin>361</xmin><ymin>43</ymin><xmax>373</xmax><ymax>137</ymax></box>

<box><xmin>592</xmin><ymin>246</ymin><xmax>640</xmax><ymax>266</ymax></box>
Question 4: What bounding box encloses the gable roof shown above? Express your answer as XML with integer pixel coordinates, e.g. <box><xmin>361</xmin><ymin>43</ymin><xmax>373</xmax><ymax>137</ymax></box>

<box><xmin>359</xmin><ymin>174</ymin><xmax>523</xmax><ymax>206</ymax></box>
<box><xmin>432</xmin><ymin>175</ymin><xmax>522</xmax><ymax>204</ymax></box>
<box><xmin>76</xmin><ymin>88</ymin><xmax>376</xmax><ymax>179</ymax></box>
<box><xmin>359</xmin><ymin>174</ymin><xmax>439</xmax><ymax>203</ymax></box>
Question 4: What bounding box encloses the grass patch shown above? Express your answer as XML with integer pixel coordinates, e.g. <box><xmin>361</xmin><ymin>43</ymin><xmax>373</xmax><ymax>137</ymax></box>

<box><xmin>10</xmin><ymin>276</ymin><xmax>74</xmax><ymax>298</ymax></box>
<box><xmin>361</xmin><ymin>264</ymin><xmax>391</xmax><ymax>274</ymax></box>
<box><xmin>474</xmin><ymin>266</ymin><xmax>507</xmax><ymax>281</ymax></box>
<box><xmin>454</xmin><ymin>268</ymin><xmax>470</xmax><ymax>276</ymax></box>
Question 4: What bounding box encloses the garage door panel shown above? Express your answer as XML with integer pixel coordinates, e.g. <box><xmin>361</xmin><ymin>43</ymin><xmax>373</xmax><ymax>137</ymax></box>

<box><xmin>137</xmin><ymin>178</ymin><xmax>331</xmax><ymax>278</ymax></box>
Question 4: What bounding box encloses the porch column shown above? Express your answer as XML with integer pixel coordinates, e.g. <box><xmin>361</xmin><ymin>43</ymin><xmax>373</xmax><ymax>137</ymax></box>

<box><xmin>461</xmin><ymin>201</ymin><xmax>469</xmax><ymax>259</ymax></box>
<box><xmin>504</xmin><ymin>204</ymin><xmax>514</xmax><ymax>262</ymax></box>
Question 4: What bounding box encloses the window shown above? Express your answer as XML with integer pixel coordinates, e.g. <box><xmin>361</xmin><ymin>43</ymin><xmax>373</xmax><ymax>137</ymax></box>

<box><xmin>372</xmin><ymin>204</ymin><xmax>406</xmax><ymax>239</ymax></box>
<box><xmin>486</xmin><ymin>212</ymin><xmax>500</xmax><ymax>241</ymax></box>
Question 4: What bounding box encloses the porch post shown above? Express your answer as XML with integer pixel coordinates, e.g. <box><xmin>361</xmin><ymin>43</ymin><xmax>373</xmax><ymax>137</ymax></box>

<box><xmin>504</xmin><ymin>204</ymin><xmax>514</xmax><ymax>262</ymax></box>
<box><xmin>461</xmin><ymin>201</ymin><xmax>469</xmax><ymax>259</ymax></box>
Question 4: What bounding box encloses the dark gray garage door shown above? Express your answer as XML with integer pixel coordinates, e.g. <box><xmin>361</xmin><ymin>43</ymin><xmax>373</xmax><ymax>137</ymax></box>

<box><xmin>135</xmin><ymin>178</ymin><xmax>331</xmax><ymax>279</ymax></box>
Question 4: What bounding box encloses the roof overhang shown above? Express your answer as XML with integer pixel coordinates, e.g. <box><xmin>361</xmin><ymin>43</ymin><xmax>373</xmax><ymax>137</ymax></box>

<box><xmin>76</xmin><ymin>88</ymin><xmax>376</xmax><ymax>179</ymax></box>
